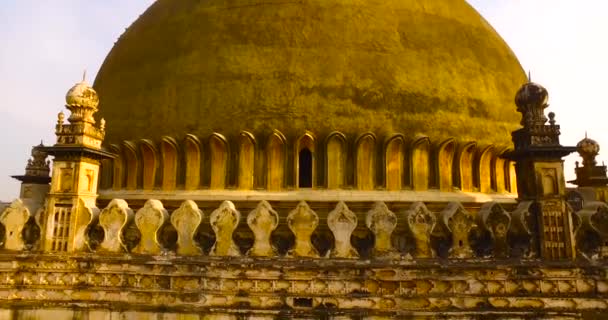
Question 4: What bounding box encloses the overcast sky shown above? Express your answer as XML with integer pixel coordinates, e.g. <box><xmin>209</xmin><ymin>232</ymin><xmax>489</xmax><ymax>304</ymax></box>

<box><xmin>1</xmin><ymin>1</ymin><xmax>607</xmax><ymax>201</ymax></box>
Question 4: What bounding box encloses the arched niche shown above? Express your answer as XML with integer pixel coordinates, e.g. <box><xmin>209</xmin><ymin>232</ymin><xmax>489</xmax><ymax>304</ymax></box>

<box><xmin>454</xmin><ymin>142</ymin><xmax>476</xmax><ymax>192</ymax></box>
<box><xmin>355</xmin><ymin>133</ymin><xmax>376</xmax><ymax>190</ymax></box>
<box><xmin>209</xmin><ymin>133</ymin><xmax>229</xmax><ymax>189</ymax></box>
<box><xmin>508</xmin><ymin>160</ymin><xmax>518</xmax><ymax>194</ymax></box>
<box><xmin>325</xmin><ymin>131</ymin><xmax>347</xmax><ymax>189</ymax></box>
<box><xmin>160</xmin><ymin>136</ymin><xmax>179</xmax><ymax>191</ymax></box>
<box><xmin>109</xmin><ymin>144</ymin><xmax>123</xmax><ymax>190</ymax></box>
<box><xmin>493</xmin><ymin>147</ymin><xmax>509</xmax><ymax>194</ymax></box>
<box><xmin>238</xmin><ymin>131</ymin><xmax>256</xmax><ymax>190</ymax></box>
<box><xmin>435</xmin><ymin>138</ymin><xmax>455</xmax><ymax>192</ymax></box>
<box><xmin>183</xmin><ymin>134</ymin><xmax>201</xmax><ymax>190</ymax></box>
<box><xmin>296</xmin><ymin>132</ymin><xmax>316</xmax><ymax>189</ymax></box>
<box><xmin>410</xmin><ymin>136</ymin><xmax>430</xmax><ymax>191</ymax></box>
<box><xmin>266</xmin><ymin>130</ymin><xmax>286</xmax><ymax>191</ymax></box>
<box><xmin>122</xmin><ymin>141</ymin><xmax>139</xmax><ymax>190</ymax></box>
<box><xmin>475</xmin><ymin>145</ymin><xmax>494</xmax><ymax>194</ymax></box>
<box><xmin>384</xmin><ymin>134</ymin><xmax>405</xmax><ymax>191</ymax></box>
<box><xmin>140</xmin><ymin>139</ymin><xmax>158</xmax><ymax>191</ymax></box>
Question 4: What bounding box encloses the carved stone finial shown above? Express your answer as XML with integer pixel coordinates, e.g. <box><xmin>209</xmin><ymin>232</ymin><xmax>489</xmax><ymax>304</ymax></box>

<box><xmin>209</xmin><ymin>201</ymin><xmax>241</xmax><ymax>257</ymax></box>
<box><xmin>366</xmin><ymin>202</ymin><xmax>399</xmax><ymax>259</ymax></box>
<box><xmin>171</xmin><ymin>200</ymin><xmax>203</xmax><ymax>256</ymax></box>
<box><xmin>100</xmin><ymin>118</ymin><xmax>106</xmax><ymax>132</ymax></box>
<box><xmin>479</xmin><ymin>202</ymin><xmax>511</xmax><ymax>258</ymax></box>
<box><xmin>327</xmin><ymin>202</ymin><xmax>359</xmax><ymax>259</ymax></box>
<box><xmin>442</xmin><ymin>202</ymin><xmax>475</xmax><ymax>259</ymax></box>
<box><xmin>286</xmin><ymin>201</ymin><xmax>319</xmax><ymax>258</ymax></box>
<box><xmin>247</xmin><ymin>201</ymin><xmax>279</xmax><ymax>257</ymax></box>
<box><xmin>57</xmin><ymin>111</ymin><xmax>65</xmax><ymax>125</ymax></box>
<box><xmin>0</xmin><ymin>199</ymin><xmax>31</xmax><ymax>251</ymax></box>
<box><xmin>72</xmin><ymin>199</ymin><xmax>99</xmax><ymax>252</ymax></box>
<box><xmin>514</xmin><ymin>81</ymin><xmax>549</xmax><ymax>127</ymax></box>
<box><xmin>405</xmin><ymin>202</ymin><xmax>436</xmax><ymax>259</ymax></box>
<box><xmin>98</xmin><ymin>199</ymin><xmax>133</xmax><ymax>253</ymax></box>
<box><xmin>577</xmin><ymin>135</ymin><xmax>600</xmax><ymax>167</ymax></box>
<box><xmin>132</xmin><ymin>200</ymin><xmax>169</xmax><ymax>255</ymax></box>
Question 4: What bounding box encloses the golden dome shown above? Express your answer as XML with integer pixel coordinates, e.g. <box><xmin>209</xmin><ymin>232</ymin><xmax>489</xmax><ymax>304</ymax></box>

<box><xmin>66</xmin><ymin>80</ymin><xmax>99</xmax><ymax>109</ymax></box>
<box><xmin>94</xmin><ymin>0</ymin><xmax>526</xmax><ymax>145</ymax></box>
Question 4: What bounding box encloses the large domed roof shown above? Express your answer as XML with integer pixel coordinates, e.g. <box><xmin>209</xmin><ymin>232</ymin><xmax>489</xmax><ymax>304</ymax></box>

<box><xmin>94</xmin><ymin>0</ymin><xmax>526</xmax><ymax>145</ymax></box>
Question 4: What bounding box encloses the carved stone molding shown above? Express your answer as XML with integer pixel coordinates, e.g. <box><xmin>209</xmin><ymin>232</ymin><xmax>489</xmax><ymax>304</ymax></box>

<box><xmin>479</xmin><ymin>202</ymin><xmax>511</xmax><ymax>258</ymax></box>
<box><xmin>0</xmin><ymin>199</ymin><xmax>31</xmax><ymax>251</ymax></box>
<box><xmin>72</xmin><ymin>199</ymin><xmax>99</xmax><ymax>252</ymax></box>
<box><xmin>442</xmin><ymin>202</ymin><xmax>475</xmax><ymax>259</ymax></box>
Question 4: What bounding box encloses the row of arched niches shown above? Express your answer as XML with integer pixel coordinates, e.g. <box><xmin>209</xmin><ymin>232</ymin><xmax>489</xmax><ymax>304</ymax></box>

<box><xmin>99</xmin><ymin>131</ymin><xmax>518</xmax><ymax>194</ymax></box>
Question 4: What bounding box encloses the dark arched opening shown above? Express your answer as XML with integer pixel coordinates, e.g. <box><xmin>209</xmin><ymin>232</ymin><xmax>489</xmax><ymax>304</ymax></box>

<box><xmin>298</xmin><ymin>148</ymin><xmax>313</xmax><ymax>188</ymax></box>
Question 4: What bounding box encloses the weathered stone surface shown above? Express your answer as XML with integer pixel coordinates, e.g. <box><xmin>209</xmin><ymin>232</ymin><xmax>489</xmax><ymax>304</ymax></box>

<box><xmin>366</xmin><ymin>202</ymin><xmax>399</xmax><ymax>259</ymax></box>
<box><xmin>171</xmin><ymin>200</ymin><xmax>203</xmax><ymax>256</ymax></box>
<box><xmin>327</xmin><ymin>202</ymin><xmax>359</xmax><ymax>258</ymax></box>
<box><xmin>247</xmin><ymin>201</ymin><xmax>279</xmax><ymax>257</ymax></box>
<box><xmin>405</xmin><ymin>202</ymin><xmax>436</xmax><ymax>259</ymax></box>
<box><xmin>0</xmin><ymin>199</ymin><xmax>30</xmax><ymax>251</ymax></box>
<box><xmin>98</xmin><ymin>199</ymin><xmax>133</xmax><ymax>253</ymax></box>
<box><xmin>287</xmin><ymin>201</ymin><xmax>319</xmax><ymax>258</ymax></box>
<box><xmin>442</xmin><ymin>202</ymin><xmax>475</xmax><ymax>259</ymax></box>
<box><xmin>209</xmin><ymin>201</ymin><xmax>241</xmax><ymax>256</ymax></box>
<box><xmin>133</xmin><ymin>199</ymin><xmax>169</xmax><ymax>255</ymax></box>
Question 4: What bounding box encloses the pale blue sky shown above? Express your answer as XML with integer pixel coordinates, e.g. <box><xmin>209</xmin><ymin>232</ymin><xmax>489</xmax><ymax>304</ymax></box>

<box><xmin>1</xmin><ymin>1</ymin><xmax>607</xmax><ymax>201</ymax></box>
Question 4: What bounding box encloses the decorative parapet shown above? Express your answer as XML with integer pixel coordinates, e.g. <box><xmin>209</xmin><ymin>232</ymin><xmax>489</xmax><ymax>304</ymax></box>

<box><xmin>100</xmin><ymin>132</ymin><xmax>518</xmax><ymax>195</ymax></box>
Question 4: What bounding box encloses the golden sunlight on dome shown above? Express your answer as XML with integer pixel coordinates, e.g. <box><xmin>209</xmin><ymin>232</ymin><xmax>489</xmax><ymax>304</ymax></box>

<box><xmin>94</xmin><ymin>0</ymin><xmax>526</xmax><ymax>145</ymax></box>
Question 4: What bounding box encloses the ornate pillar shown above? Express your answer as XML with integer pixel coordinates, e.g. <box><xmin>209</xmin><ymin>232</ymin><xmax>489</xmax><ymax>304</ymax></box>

<box><xmin>505</xmin><ymin>81</ymin><xmax>576</xmax><ymax>260</ymax></box>
<box><xmin>39</xmin><ymin>77</ymin><xmax>114</xmax><ymax>252</ymax></box>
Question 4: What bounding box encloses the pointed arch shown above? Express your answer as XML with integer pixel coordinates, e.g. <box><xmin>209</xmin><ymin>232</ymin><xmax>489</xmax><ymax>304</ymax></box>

<box><xmin>296</xmin><ymin>132</ymin><xmax>316</xmax><ymax>189</ymax></box>
<box><xmin>122</xmin><ymin>141</ymin><xmax>138</xmax><ymax>190</ymax></box>
<box><xmin>508</xmin><ymin>160</ymin><xmax>518</xmax><ymax>195</ymax></box>
<box><xmin>475</xmin><ymin>145</ymin><xmax>494</xmax><ymax>193</ymax></box>
<box><xmin>266</xmin><ymin>130</ymin><xmax>286</xmax><ymax>190</ymax></box>
<box><xmin>184</xmin><ymin>134</ymin><xmax>201</xmax><ymax>190</ymax></box>
<box><xmin>160</xmin><ymin>136</ymin><xmax>179</xmax><ymax>191</ymax></box>
<box><xmin>325</xmin><ymin>131</ymin><xmax>347</xmax><ymax>189</ymax></box>
<box><xmin>238</xmin><ymin>131</ymin><xmax>256</xmax><ymax>190</ymax></box>
<box><xmin>493</xmin><ymin>147</ymin><xmax>509</xmax><ymax>194</ymax></box>
<box><xmin>435</xmin><ymin>138</ymin><xmax>455</xmax><ymax>192</ymax></box>
<box><xmin>454</xmin><ymin>142</ymin><xmax>476</xmax><ymax>192</ymax></box>
<box><xmin>109</xmin><ymin>144</ymin><xmax>123</xmax><ymax>190</ymax></box>
<box><xmin>209</xmin><ymin>133</ymin><xmax>229</xmax><ymax>189</ymax></box>
<box><xmin>385</xmin><ymin>134</ymin><xmax>405</xmax><ymax>191</ymax></box>
<box><xmin>411</xmin><ymin>136</ymin><xmax>430</xmax><ymax>191</ymax></box>
<box><xmin>139</xmin><ymin>139</ymin><xmax>158</xmax><ymax>191</ymax></box>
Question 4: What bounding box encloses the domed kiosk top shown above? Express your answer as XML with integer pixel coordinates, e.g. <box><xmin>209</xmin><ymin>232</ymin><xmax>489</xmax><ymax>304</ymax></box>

<box><xmin>94</xmin><ymin>0</ymin><xmax>526</xmax><ymax>145</ymax></box>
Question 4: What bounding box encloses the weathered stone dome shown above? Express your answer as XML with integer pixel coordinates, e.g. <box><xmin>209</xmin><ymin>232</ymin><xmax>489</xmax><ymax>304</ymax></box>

<box><xmin>94</xmin><ymin>0</ymin><xmax>526</xmax><ymax>145</ymax></box>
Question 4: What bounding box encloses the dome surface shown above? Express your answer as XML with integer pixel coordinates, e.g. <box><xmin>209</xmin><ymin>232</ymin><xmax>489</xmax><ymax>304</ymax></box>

<box><xmin>94</xmin><ymin>0</ymin><xmax>526</xmax><ymax>145</ymax></box>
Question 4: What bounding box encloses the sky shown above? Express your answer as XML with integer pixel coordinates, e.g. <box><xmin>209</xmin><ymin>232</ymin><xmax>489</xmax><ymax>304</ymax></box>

<box><xmin>0</xmin><ymin>0</ymin><xmax>607</xmax><ymax>201</ymax></box>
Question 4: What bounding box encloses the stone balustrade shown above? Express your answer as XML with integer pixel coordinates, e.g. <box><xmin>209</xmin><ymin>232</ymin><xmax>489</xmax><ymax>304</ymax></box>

<box><xmin>2</xmin><ymin>197</ymin><xmax>608</xmax><ymax>261</ymax></box>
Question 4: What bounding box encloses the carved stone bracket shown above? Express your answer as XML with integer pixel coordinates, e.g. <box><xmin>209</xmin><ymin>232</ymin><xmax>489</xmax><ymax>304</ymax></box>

<box><xmin>327</xmin><ymin>201</ymin><xmax>359</xmax><ymax>258</ymax></box>
<box><xmin>171</xmin><ymin>200</ymin><xmax>203</xmax><ymax>256</ymax></box>
<box><xmin>405</xmin><ymin>202</ymin><xmax>436</xmax><ymax>259</ymax></box>
<box><xmin>0</xmin><ymin>199</ymin><xmax>31</xmax><ymax>251</ymax></box>
<box><xmin>286</xmin><ymin>201</ymin><xmax>319</xmax><ymax>258</ymax></box>
<box><xmin>247</xmin><ymin>200</ymin><xmax>279</xmax><ymax>257</ymax></box>
<box><xmin>442</xmin><ymin>202</ymin><xmax>475</xmax><ymax>259</ymax></box>
<box><xmin>479</xmin><ymin>202</ymin><xmax>511</xmax><ymax>258</ymax></box>
<box><xmin>98</xmin><ymin>199</ymin><xmax>134</xmax><ymax>253</ymax></box>
<box><xmin>366</xmin><ymin>202</ymin><xmax>399</xmax><ymax>259</ymax></box>
<box><xmin>209</xmin><ymin>201</ymin><xmax>241</xmax><ymax>257</ymax></box>
<box><xmin>73</xmin><ymin>199</ymin><xmax>99</xmax><ymax>252</ymax></box>
<box><xmin>575</xmin><ymin>201</ymin><xmax>608</xmax><ymax>259</ymax></box>
<box><xmin>132</xmin><ymin>200</ymin><xmax>169</xmax><ymax>255</ymax></box>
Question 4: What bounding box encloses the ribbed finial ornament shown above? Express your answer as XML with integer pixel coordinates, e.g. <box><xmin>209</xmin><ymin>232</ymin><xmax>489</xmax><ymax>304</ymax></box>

<box><xmin>577</xmin><ymin>134</ymin><xmax>600</xmax><ymax>167</ymax></box>
<box><xmin>514</xmin><ymin>81</ymin><xmax>549</xmax><ymax>127</ymax></box>
<box><xmin>65</xmin><ymin>73</ymin><xmax>99</xmax><ymax>110</ymax></box>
